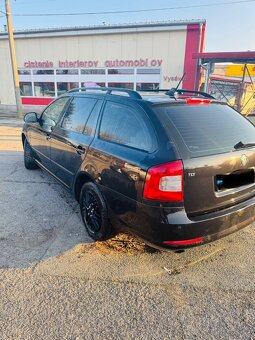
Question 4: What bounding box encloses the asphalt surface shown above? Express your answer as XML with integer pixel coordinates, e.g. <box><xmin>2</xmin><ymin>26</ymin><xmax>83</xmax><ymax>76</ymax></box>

<box><xmin>0</xmin><ymin>115</ymin><xmax>255</xmax><ymax>339</ymax></box>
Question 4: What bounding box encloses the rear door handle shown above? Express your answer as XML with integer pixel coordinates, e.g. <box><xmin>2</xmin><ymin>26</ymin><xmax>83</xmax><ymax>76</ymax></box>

<box><xmin>46</xmin><ymin>134</ymin><xmax>51</xmax><ymax>140</ymax></box>
<box><xmin>76</xmin><ymin>145</ymin><xmax>86</xmax><ymax>155</ymax></box>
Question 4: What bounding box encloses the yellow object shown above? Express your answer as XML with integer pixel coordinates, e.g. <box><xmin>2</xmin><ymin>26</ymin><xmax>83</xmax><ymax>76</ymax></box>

<box><xmin>226</xmin><ymin>65</ymin><xmax>255</xmax><ymax>77</ymax></box>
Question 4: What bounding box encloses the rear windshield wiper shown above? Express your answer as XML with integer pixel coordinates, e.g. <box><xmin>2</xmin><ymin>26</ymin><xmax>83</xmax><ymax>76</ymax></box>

<box><xmin>234</xmin><ymin>141</ymin><xmax>255</xmax><ymax>150</ymax></box>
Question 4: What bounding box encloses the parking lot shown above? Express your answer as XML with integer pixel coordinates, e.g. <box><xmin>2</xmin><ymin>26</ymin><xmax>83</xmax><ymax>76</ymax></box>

<box><xmin>0</xmin><ymin>116</ymin><xmax>255</xmax><ymax>339</ymax></box>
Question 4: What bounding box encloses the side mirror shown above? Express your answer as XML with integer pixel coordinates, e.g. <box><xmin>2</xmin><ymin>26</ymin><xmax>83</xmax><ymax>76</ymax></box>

<box><xmin>24</xmin><ymin>112</ymin><xmax>38</xmax><ymax>123</ymax></box>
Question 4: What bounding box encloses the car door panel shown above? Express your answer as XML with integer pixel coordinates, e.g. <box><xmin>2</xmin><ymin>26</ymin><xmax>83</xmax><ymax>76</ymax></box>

<box><xmin>29</xmin><ymin>123</ymin><xmax>52</xmax><ymax>168</ymax></box>
<box><xmin>49</xmin><ymin>97</ymin><xmax>103</xmax><ymax>188</ymax></box>
<box><xmin>50</xmin><ymin>128</ymin><xmax>92</xmax><ymax>187</ymax></box>
<box><xmin>85</xmin><ymin>99</ymin><xmax>157</xmax><ymax>223</ymax></box>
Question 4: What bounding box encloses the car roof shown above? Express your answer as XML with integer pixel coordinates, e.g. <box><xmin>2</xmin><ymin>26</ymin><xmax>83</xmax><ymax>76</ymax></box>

<box><xmin>65</xmin><ymin>87</ymin><xmax>220</xmax><ymax>106</ymax></box>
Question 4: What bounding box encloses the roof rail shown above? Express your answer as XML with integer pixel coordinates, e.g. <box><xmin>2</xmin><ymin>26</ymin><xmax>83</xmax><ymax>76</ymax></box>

<box><xmin>166</xmin><ymin>88</ymin><xmax>215</xmax><ymax>99</ymax></box>
<box><xmin>138</xmin><ymin>89</ymin><xmax>170</xmax><ymax>93</ymax></box>
<box><xmin>68</xmin><ymin>87</ymin><xmax>142</xmax><ymax>99</ymax></box>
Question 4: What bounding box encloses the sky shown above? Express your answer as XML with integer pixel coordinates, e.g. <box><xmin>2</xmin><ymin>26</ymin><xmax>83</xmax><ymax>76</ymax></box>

<box><xmin>0</xmin><ymin>0</ymin><xmax>254</xmax><ymax>52</ymax></box>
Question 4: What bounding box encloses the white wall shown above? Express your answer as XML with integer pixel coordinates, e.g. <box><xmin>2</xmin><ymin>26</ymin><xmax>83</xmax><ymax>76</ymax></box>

<box><xmin>0</xmin><ymin>40</ymin><xmax>16</xmax><ymax>105</ymax></box>
<box><xmin>0</xmin><ymin>28</ymin><xmax>187</xmax><ymax>105</ymax></box>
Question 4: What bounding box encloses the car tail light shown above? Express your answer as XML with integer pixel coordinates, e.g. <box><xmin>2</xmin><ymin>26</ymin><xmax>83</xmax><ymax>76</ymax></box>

<box><xmin>143</xmin><ymin>160</ymin><xmax>184</xmax><ymax>202</ymax></box>
<box><xmin>163</xmin><ymin>237</ymin><xmax>203</xmax><ymax>246</ymax></box>
<box><xmin>186</xmin><ymin>98</ymin><xmax>211</xmax><ymax>105</ymax></box>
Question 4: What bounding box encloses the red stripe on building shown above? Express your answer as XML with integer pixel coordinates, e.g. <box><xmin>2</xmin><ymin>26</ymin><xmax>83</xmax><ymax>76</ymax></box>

<box><xmin>21</xmin><ymin>97</ymin><xmax>54</xmax><ymax>106</ymax></box>
<box><xmin>195</xmin><ymin>23</ymin><xmax>206</xmax><ymax>91</ymax></box>
<box><xmin>182</xmin><ymin>24</ymin><xmax>202</xmax><ymax>90</ymax></box>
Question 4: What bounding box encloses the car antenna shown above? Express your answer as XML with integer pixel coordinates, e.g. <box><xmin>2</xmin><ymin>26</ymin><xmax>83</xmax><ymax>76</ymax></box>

<box><xmin>166</xmin><ymin>73</ymin><xmax>186</xmax><ymax>98</ymax></box>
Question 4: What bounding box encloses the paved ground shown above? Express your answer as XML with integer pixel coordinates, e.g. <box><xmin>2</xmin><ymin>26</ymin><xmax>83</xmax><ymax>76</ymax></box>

<box><xmin>0</xmin><ymin>115</ymin><xmax>255</xmax><ymax>339</ymax></box>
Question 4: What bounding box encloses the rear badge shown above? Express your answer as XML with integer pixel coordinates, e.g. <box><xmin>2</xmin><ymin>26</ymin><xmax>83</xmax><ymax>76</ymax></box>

<box><xmin>240</xmin><ymin>154</ymin><xmax>249</xmax><ymax>167</ymax></box>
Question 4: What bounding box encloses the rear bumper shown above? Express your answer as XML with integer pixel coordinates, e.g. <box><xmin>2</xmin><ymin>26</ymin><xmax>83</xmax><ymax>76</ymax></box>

<box><xmin>126</xmin><ymin>196</ymin><xmax>255</xmax><ymax>249</ymax></box>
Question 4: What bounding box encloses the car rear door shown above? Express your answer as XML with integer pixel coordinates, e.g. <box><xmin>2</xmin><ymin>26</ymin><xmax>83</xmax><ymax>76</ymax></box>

<box><xmin>86</xmin><ymin>98</ymin><xmax>157</xmax><ymax>217</ymax></box>
<box><xmin>49</xmin><ymin>96</ymin><xmax>103</xmax><ymax>188</ymax></box>
<box><xmin>155</xmin><ymin>102</ymin><xmax>255</xmax><ymax>216</ymax></box>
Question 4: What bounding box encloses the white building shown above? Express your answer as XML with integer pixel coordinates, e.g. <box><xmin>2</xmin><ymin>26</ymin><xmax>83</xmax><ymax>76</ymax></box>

<box><xmin>0</xmin><ymin>20</ymin><xmax>206</xmax><ymax>106</ymax></box>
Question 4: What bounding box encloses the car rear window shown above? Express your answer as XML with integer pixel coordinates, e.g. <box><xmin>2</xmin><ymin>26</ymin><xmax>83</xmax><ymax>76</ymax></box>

<box><xmin>154</xmin><ymin>103</ymin><xmax>255</xmax><ymax>157</ymax></box>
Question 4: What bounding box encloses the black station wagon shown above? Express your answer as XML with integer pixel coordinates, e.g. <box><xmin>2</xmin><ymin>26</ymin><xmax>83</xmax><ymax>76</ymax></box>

<box><xmin>22</xmin><ymin>87</ymin><xmax>255</xmax><ymax>249</ymax></box>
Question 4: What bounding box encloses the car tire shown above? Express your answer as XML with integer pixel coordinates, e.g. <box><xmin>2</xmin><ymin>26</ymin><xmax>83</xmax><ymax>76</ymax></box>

<box><xmin>24</xmin><ymin>139</ymin><xmax>38</xmax><ymax>170</ymax></box>
<box><xmin>80</xmin><ymin>182</ymin><xmax>112</xmax><ymax>241</ymax></box>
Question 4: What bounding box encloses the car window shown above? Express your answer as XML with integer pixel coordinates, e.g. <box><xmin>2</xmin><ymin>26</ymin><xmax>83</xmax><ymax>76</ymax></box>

<box><xmin>84</xmin><ymin>100</ymin><xmax>102</xmax><ymax>136</ymax></box>
<box><xmin>155</xmin><ymin>103</ymin><xmax>255</xmax><ymax>157</ymax></box>
<box><xmin>61</xmin><ymin>97</ymin><xmax>97</xmax><ymax>133</ymax></box>
<box><xmin>41</xmin><ymin>97</ymin><xmax>70</xmax><ymax>129</ymax></box>
<box><xmin>99</xmin><ymin>101</ymin><xmax>152</xmax><ymax>151</ymax></box>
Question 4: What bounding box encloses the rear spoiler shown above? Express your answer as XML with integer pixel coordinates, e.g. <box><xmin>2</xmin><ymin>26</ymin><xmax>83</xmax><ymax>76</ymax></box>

<box><xmin>166</xmin><ymin>89</ymin><xmax>215</xmax><ymax>99</ymax></box>
<box><xmin>138</xmin><ymin>88</ymin><xmax>215</xmax><ymax>99</ymax></box>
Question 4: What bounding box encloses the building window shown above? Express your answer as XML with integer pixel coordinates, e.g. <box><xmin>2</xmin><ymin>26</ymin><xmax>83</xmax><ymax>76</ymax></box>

<box><xmin>20</xmin><ymin>82</ymin><xmax>33</xmax><ymax>96</ymax></box>
<box><xmin>56</xmin><ymin>69</ymin><xmax>78</xmax><ymax>75</ymax></box>
<box><xmin>81</xmin><ymin>82</ymin><xmax>105</xmax><ymax>88</ymax></box>
<box><xmin>81</xmin><ymin>69</ymin><xmax>105</xmax><ymax>74</ymax></box>
<box><xmin>18</xmin><ymin>67</ymin><xmax>162</xmax><ymax>99</ymax></box>
<box><xmin>57</xmin><ymin>82</ymin><xmax>79</xmax><ymax>95</ymax></box>
<box><xmin>137</xmin><ymin>68</ymin><xmax>160</xmax><ymax>74</ymax></box>
<box><xmin>96</xmin><ymin>82</ymin><xmax>105</xmax><ymax>87</ymax></box>
<box><xmin>108</xmin><ymin>69</ymin><xmax>134</xmax><ymax>74</ymax></box>
<box><xmin>34</xmin><ymin>82</ymin><xmax>55</xmax><ymax>97</ymax></box>
<box><xmin>18</xmin><ymin>69</ymin><xmax>31</xmax><ymax>75</ymax></box>
<box><xmin>32</xmin><ymin>69</ymin><xmax>54</xmax><ymax>75</ymax></box>
<box><xmin>108</xmin><ymin>83</ymin><xmax>133</xmax><ymax>89</ymax></box>
<box><xmin>136</xmin><ymin>83</ymin><xmax>160</xmax><ymax>91</ymax></box>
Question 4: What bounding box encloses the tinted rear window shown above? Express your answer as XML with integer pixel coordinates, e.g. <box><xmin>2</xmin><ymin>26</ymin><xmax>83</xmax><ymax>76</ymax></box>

<box><xmin>99</xmin><ymin>101</ymin><xmax>153</xmax><ymax>152</ymax></box>
<box><xmin>155</xmin><ymin>103</ymin><xmax>255</xmax><ymax>157</ymax></box>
